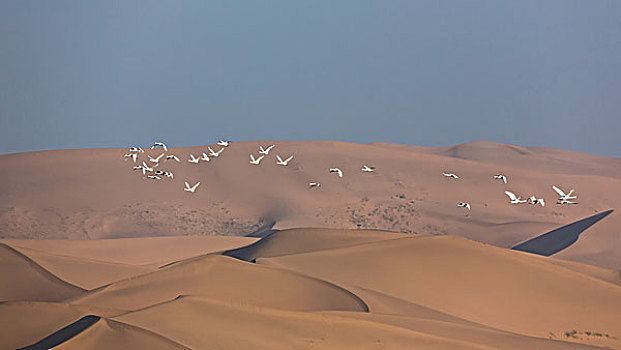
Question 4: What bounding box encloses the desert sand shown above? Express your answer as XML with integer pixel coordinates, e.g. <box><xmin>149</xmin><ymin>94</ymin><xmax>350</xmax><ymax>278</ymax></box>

<box><xmin>1</xmin><ymin>141</ymin><xmax>620</xmax><ymax>349</ymax></box>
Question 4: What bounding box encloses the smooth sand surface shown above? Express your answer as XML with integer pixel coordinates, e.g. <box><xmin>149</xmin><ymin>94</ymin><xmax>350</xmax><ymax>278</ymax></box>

<box><xmin>0</xmin><ymin>301</ymin><xmax>123</xmax><ymax>350</ymax></box>
<box><xmin>0</xmin><ymin>235</ymin><xmax>258</xmax><ymax>266</ymax></box>
<box><xmin>6</xmin><ymin>245</ymin><xmax>153</xmax><ymax>289</ymax></box>
<box><xmin>1</xmin><ymin>229</ymin><xmax>619</xmax><ymax>349</ymax></box>
<box><xmin>259</xmin><ymin>234</ymin><xmax>621</xmax><ymax>348</ymax></box>
<box><xmin>1</xmin><ymin>141</ymin><xmax>619</xmax><ymax>268</ymax></box>
<box><xmin>51</xmin><ymin>318</ymin><xmax>190</xmax><ymax>350</ymax></box>
<box><xmin>71</xmin><ymin>254</ymin><xmax>368</xmax><ymax>312</ymax></box>
<box><xmin>0</xmin><ymin>243</ymin><xmax>85</xmax><ymax>302</ymax></box>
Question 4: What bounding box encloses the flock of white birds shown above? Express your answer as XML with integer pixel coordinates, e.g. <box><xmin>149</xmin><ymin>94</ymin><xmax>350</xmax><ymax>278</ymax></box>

<box><xmin>123</xmin><ymin>140</ymin><xmax>377</xmax><ymax>193</ymax></box>
<box><xmin>123</xmin><ymin>141</ymin><xmax>579</xmax><ymax>212</ymax></box>
<box><xmin>447</xmin><ymin>171</ymin><xmax>579</xmax><ymax>211</ymax></box>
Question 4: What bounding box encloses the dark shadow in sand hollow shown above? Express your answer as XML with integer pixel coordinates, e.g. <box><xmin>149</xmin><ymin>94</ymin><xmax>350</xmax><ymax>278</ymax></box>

<box><xmin>18</xmin><ymin>315</ymin><xmax>100</xmax><ymax>350</ymax></box>
<box><xmin>511</xmin><ymin>209</ymin><xmax>614</xmax><ymax>256</ymax></box>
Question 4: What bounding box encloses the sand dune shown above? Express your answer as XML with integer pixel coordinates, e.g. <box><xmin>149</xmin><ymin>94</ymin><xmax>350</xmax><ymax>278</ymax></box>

<box><xmin>259</xmin><ymin>234</ymin><xmax>621</xmax><ymax>348</ymax></box>
<box><xmin>224</xmin><ymin>227</ymin><xmax>408</xmax><ymax>260</ymax></box>
<box><xmin>1</xmin><ymin>141</ymin><xmax>620</xmax><ymax>268</ymax></box>
<box><xmin>47</xmin><ymin>317</ymin><xmax>190</xmax><ymax>350</ymax></box>
<box><xmin>5</xmin><ymin>245</ymin><xmax>153</xmax><ymax>289</ymax></box>
<box><xmin>0</xmin><ymin>301</ymin><xmax>123</xmax><ymax>350</ymax></box>
<box><xmin>71</xmin><ymin>254</ymin><xmax>367</xmax><ymax>312</ymax></box>
<box><xmin>115</xmin><ymin>295</ymin><xmax>499</xmax><ymax>350</ymax></box>
<box><xmin>0</xmin><ymin>243</ymin><xmax>85</xmax><ymax>302</ymax></box>
<box><xmin>0</xmin><ymin>235</ymin><xmax>257</xmax><ymax>266</ymax></box>
<box><xmin>1</xmin><ymin>229</ymin><xmax>619</xmax><ymax>349</ymax></box>
<box><xmin>1</xmin><ymin>141</ymin><xmax>620</xmax><ymax>348</ymax></box>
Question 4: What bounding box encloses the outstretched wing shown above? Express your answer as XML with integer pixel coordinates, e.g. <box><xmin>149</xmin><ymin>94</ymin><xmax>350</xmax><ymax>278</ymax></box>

<box><xmin>504</xmin><ymin>191</ymin><xmax>518</xmax><ymax>201</ymax></box>
<box><xmin>285</xmin><ymin>155</ymin><xmax>294</xmax><ymax>162</ymax></box>
<box><xmin>276</xmin><ymin>155</ymin><xmax>283</xmax><ymax>163</ymax></box>
<box><xmin>191</xmin><ymin>182</ymin><xmax>201</xmax><ymax>191</ymax></box>
<box><xmin>552</xmin><ymin>185</ymin><xmax>566</xmax><ymax>197</ymax></box>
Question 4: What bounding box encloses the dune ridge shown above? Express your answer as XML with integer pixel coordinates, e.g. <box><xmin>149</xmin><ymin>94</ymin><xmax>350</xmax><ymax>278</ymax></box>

<box><xmin>0</xmin><ymin>243</ymin><xmax>85</xmax><ymax>302</ymax></box>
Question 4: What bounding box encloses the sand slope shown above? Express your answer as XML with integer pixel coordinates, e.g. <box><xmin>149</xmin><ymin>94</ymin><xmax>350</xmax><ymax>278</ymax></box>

<box><xmin>0</xmin><ymin>235</ymin><xmax>257</xmax><ymax>266</ymax></box>
<box><xmin>224</xmin><ymin>227</ymin><xmax>408</xmax><ymax>260</ymax></box>
<box><xmin>1</xmin><ymin>229</ymin><xmax>619</xmax><ymax>349</ymax></box>
<box><xmin>115</xmin><ymin>296</ymin><xmax>499</xmax><ymax>350</ymax></box>
<box><xmin>50</xmin><ymin>318</ymin><xmax>190</xmax><ymax>350</ymax></box>
<box><xmin>0</xmin><ymin>243</ymin><xmax>85</xmax><ymax>302</ymax></box>
<box><xmin>0</xmin><ymin>301</ymin><xmax>122</xmax><ymax>350</ymax></box>
<box><xmin>260</xmin><ymin>235</ymin><xmax>621</xmax><ymax>348</ymax></box>
<box><xmin>71</xmin><ymin>255</ymin><xmax>367</xmax><ymax>312</ymax></box>
<box><xmin>5</xmin><ymin>245</ymin><xmax>152</xmax><ymax>289</ymax></box>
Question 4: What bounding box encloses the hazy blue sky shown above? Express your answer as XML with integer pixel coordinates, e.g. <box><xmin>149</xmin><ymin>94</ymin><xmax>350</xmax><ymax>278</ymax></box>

<box><xmin>1</xmin><ymin>1</ymin><xmax>620</xmax><ymax>156</ymax></box>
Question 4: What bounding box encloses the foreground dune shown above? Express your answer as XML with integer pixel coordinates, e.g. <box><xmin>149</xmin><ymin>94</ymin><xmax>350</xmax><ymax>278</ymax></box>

<box><xmin>71</xmin><ymin>254</ymin><xmax>367</xmax><ymax>312</ymax></box>
<box><xmin>0</xmin><ymin>301</ymin><xmax>123</xmax><ymax>350</ymax></box>
<box><xmin>258</xmin><ymin>234</ymin><xmax>621</xmax><ymax>348</ymax></box>
<box><xmin>50</xmin><ymin>318</ymin><xmax>190</xmax><ymax>350</ymax></box>
<box><xmin>1</xmin><ymin>229</ymin><xmax>620</xmax><ymax>349</ymax></box>
<box><xmin>6</xmin><ymin>245</ymin><xmax>153</xmax><ymax>289</ymax></box>
<box><xmin>115</xmin><ymin>296</ymin><xmax>497</xmax><ymax>350</ymax></box>
<box><xmin>0</xmin><ymin>243</ymin><xmax>85</xmax><ymax>302</ymax></box>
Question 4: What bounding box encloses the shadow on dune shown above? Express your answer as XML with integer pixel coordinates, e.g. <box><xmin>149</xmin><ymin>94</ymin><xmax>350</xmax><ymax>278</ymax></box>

<box><xmin>18</xmin><ymin>315</ymin><xmax>100</xmax><ymax>350</ymax></box>
<box><xmin>245</xmin><ymin>221</ymin><xmax>278</xmax><ymax>238</ymax></box>
<box><xmin>511</xmin><ymin>209</ymin><xmax>614</xmax><ymax>256</ymax></box>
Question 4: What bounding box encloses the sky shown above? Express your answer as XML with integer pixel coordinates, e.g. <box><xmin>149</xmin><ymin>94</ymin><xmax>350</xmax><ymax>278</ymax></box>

<box><xmin>1</xmin><ymin>1</ymin><xmax>620</xmax><ymax>156</ymax></box>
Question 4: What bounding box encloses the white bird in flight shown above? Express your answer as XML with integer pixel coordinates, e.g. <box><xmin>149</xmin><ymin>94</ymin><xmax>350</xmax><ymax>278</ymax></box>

<box><xmin>188</xmin><ymin>154</ymin><xmax>200</xmax><ymax>164</ymax></box>
<box><xmin>141</xmin><ymin>161</ymin><xmax>156</xmax><ymax>175</ymax></box>
<box><xmin>494</xmin><ymin>174</ymin><xmax>507</xmax><ymax>184</ymax></box>
<box><xmin>528</xmin><ymin>196</ymin><xmax>545</xmax><ymax>207</ymax></box>
<box><xmin>166</xmin><ymin>155</ymin><xmax>180</xmax><ymax>162</ymax></box>
<box><xmin>123</xmin><ymin>153</ymin><xmax>137</xmax><ymax>163</ymax></box>
<box><xmin>329</xmin><ymin>168</ymin><xmax>344</xmax><ymax>178</ymax></box>
<box><xmin>361</xmin><ymin>165</ymin><xmax>375</xmax><ymax>172</ymax></box>
<box><xmin>148</xmin><ymin>153</ymin><xmax>165</xmax><ymax>164</ymax></box>
<box><xmin>146</xmin><ymin>175</ymin><xmax>162</xmax><ymax>180</ymax></box>
<box><xmin>309</xmin><ymin>182</ymin><xmax>321</xmax><ymax>188</ymax></box>
<box><xmin>217</xmin><ymin>140</ymin><xmax>230</xmax><ymax>147</ymax></box>
<box><xmin>151</xmin><ymin>142</ymin><xmax>168</xmax><ymax>152</ymax></box>
<box><xmin>552</xmin><ymin>185</ymin><xmax>577</xmax><ymax>201</ymax></box>
<box><xmin>129</xmin><ymin>147</ymin><xmax>144</xmax><ymax>153</ymax></box>
<box><xmin>457</xmin><ymin>202</ymin><xmax>471</xmax><ymax>210</ymax></box>
<box><xmin>504</xmin><ymin>191</ymin><xmax>527</xmax><ymax>204</ymax></box>
<box><xmin>259</xmin><ymin>145</ymin><xmax>275</xmax><ymax>155</ymax></box>
<box><xmin>557</xmin><ymin>199</ymin><xmax>579</xmax><ymax>205</ymax></box>
<box><xmin>184</xmin><ymin>181</ymin><xmax>200</xmax><ymax>193</ymax></box>
<box><xmin>276</xmin><ymin>155</ymin><xmax>294</xmax><ymax>166</ymax></box>
<box><xmin>249</xmin><ymin>154</ymin><xmax>265</xmax><ymax>165</ymax></box>
<box><xmin>208</xmin><ymin>146</ymin><xmax>224</xmax><ymax>157</ymax></box>
<box><xmin>442</xmin><ymin>173</ymin><xmax>459</xmax><ymax>179</ymax></box>
<box><xmin>200</xmin><ymin>153</ymin><xmax>211</xmax><ymax>162</ymax></box>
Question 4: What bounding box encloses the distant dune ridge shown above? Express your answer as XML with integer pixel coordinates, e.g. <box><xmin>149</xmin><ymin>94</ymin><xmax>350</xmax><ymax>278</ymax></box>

<box><xmin>1</xmin><ymin>141</ymin><xmax>620</xmax><ymax>349</ymax></box>
<box><xmin>1</xmin><ymin>141</ymin><xmax>620</xmax><ymax>268</ymax></box>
